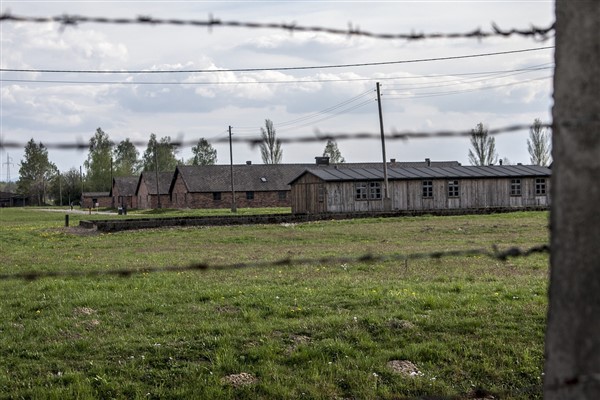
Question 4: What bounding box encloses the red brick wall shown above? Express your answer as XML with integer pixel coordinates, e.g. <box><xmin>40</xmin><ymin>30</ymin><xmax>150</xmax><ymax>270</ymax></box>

<box><xmin>181</xmin><ymin>190</ymin><xmax>291</xmax><ymax>209</ymax></box>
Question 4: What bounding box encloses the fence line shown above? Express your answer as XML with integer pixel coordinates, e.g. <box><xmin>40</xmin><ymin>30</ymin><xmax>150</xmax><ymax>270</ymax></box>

<box><xmin>0</xmin><ymin>122</ymin><xmax>554</xmax><ymax>151</ymax></box>
<box><xmin>0</xmin><ymin>12</ymin><xmax>555</xmax><ymax>41</ymax></box>
<box><xmin>0</xmin><ymin>244</ymin><xmax>549</xmax><ymax>282</ymax></box>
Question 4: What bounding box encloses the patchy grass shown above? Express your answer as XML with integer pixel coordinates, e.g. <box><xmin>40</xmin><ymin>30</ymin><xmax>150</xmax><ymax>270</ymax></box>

<box><xmin>0</xmin><ymin>208</ymin><xmax>549</xmax><ymax>399</ymax></box>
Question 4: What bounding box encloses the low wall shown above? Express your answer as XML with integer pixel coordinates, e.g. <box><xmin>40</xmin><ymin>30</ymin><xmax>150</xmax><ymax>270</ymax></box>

<box><xmin>80</xmin><ymin>206</ymin><xmax>548</xmax><ymax>233</ymax></box>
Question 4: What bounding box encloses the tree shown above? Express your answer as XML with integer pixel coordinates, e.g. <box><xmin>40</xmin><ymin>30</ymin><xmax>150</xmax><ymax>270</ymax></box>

<box><xmin>189</xmin><ymin>138</ymin><xmax>217</xmax><ymax>165</ymax></box>
<box><xmin>259</xmin><ymin>119</ymin><xmax>282</xmax><ymax>164</ymax></box>
<box><xmin>49</xmin><ymin>167</ymin><xmax>82</xmax><ymax>206</ymax></box>
<box><xmin>141</xmin><ymin>133</ymin><xmax>178</xmax><ymax>172</ymax></box>
<box><xmin>468</xmin><ymin>123</ymin><xmax>498</xmax><ymax>166</ymax></box>
<box><xmin>527</xmin><ymin>118</ymin><xmax>551</xmax><ymax>166</ymax></box>
<box><xmin>322</xmin><ymin>139</ymin><xmax>346</xmax><ymax>164</ymax></box>
<box><xmin>17</xmin><ymin>139</ymin><xmax>57</xmax><ymax>205</ymax></box>
<box><xmin>84</xmin><ymin>128</ymin><xmax>113</xmax><ymax>191</ymax></box>
<box><xmin>113</xmin><ymin>138</ymin><xmax>140</xmax><ymax>176</ymax></box>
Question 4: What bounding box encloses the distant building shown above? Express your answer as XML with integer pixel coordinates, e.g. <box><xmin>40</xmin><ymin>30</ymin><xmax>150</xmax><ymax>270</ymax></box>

<box><xmin>136</xmin><ymin>171</ymin><xmax>174</xmax><ymax>209</ymax></box>
<box><xmin>169</xmin><ymin>163</ymin><xmax>308</xmax><ymax>209</ymax></box>
<box><xmin>289</xmin><ymin>165</ymin><xmax>551</xmax><ymax>214</ymax></box>
<box><xmin>0</xmin><ymin>191</ymin><xmax>29</xmax><ymax>207</ymax></box>
<box><xmin>81</xmin><ymin>192</ymin><xmax>112</xmax><ymax>209</ymax></box>
<box><xmin>110</xmin><ymin>176</ymin><xmax>139</xmax><ymax>209</ymax></box>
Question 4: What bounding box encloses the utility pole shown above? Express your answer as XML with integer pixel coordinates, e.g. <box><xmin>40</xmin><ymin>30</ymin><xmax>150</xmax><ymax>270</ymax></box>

<box><xmin>154</xmin><ymin>151</ymin><xmax>161</xmax><ymax>209</ymax></box>
<box><xmin>58</xmin><ymin>171</ymin><xmax>62</xmax><ymax>206</ymax></box>
<box><xmin>80</xmin><ymin>166</ymin><xmax>84</xmax><ymax>201</ymax></box>
<box><xmin>229</xmin><ymin>125</ymin><xmax>237</xmax><ymax>213</ymax></box>
<box><xmin>376</xmin><ymin>82</ymin><xmax>391</xmax><ymax>210</ymax></box>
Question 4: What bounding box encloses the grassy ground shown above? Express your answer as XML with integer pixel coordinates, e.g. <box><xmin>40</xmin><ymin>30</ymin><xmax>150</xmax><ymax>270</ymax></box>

<box><xmin>0</xmin><ymin>208</ymin><xmax>549</xmax><ymax>399</ymax></box>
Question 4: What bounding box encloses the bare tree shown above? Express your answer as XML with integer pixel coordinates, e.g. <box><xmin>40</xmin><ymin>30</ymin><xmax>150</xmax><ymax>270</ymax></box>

<box><xmin>468</xmin><ymin>123</ymin><xmax>498</xmax><ymax>166</ymax></box>
<box><xmin>259</xmin><ymin>119</ymin><xmax>282</xmax><ymax>164</ymax></box>
<box><xmin>527</xmin><ymin>118</ymin><xmax>551</xmax><ymax>166</ymax></box>
<box><xmin>322</xmin><ymin>139</ymin><xmax>345</xmax><ymax>163</ymax></box>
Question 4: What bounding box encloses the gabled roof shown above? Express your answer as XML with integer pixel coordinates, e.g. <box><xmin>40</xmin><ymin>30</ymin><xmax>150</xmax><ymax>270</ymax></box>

<box><xmin>110</xmin><ymin>176</ymin><xmax>139</xmax><ymax>196</ymax></box>
<box><xmin>173</xmin><ymin>164</ymin><xmax>310</xmax><ymax>193</ymax></box>
<box><xmin>136</xmin><ymin>171</ymin><xmax>174</xmax><ymax>195</ymax></box>
<box><xmin>169</xmin><ymin>160</ymin><xmax>462</xmax><ymax>193</ymax></box>
<box><xmin>290</xmin><ymin>165</ymin><xmax>551</xmax><ymax>184</ymax></box>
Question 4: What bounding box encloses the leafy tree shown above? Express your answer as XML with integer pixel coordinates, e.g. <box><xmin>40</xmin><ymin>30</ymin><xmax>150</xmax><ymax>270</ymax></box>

<box><xmin>259</xmin><ymin>119</ymin><xmax>282</xmax><ymax>164</ymax></box>
<box><xmin>322</xmin><ymin>139</ymin><xmax>346</xmax><ymax>164</ymax></box>
<box><xmin>141</xmin><ymin>133</ymin><xmax>178</xmax><ymax>172</ymax></box>
<box><xmin>527</xmin><ymin>118</ymin><xmax>551</xmax><ymax>166</ymax></box>
<box><xmin>114</xmin><ymin>138</ymin><xmax>140</xmax><ymax>176</ymax></box>
<box><xmin>84</xmin><ymin>127</ymin><xmax>113</xmax><ymax>191</ymax></box>
<box><xmin>189</xmin><ymin>138</ymin><xmax>217</xmax><ymax>165</ymax></box>
<box><xmin>49</xmin><ymin>168</ymin><xmax>82</xmax><ymax>206</ymax></box>
<box><xmin>17</xmin><ymin>139</ymin><xmax>57</xmax><ymax>205</ymax></box>
<box><xmin>468</xmin><ymin>123</ymin><xmax>498</xmax><ymax>166</ymax></box>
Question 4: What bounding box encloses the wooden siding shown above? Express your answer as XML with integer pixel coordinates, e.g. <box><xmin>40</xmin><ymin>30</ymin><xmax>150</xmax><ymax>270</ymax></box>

<box><xmin>292</xmin><ymin>176</ymin><xmax>551</xmax><ymax>213</ymax></box>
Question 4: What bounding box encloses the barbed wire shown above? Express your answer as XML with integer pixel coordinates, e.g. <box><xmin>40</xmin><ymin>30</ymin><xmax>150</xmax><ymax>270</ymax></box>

<box><xmin>0</xmin><ymin>123</ymin><xmax>553</xmax><ymax>151</ymax></box>
<box><xmin>0</xmin><ymin>243</ymin><xmax>549</xmax><ymax>282</ymax></box>
<box><xmin>0</xmin><ymin>12</ymin><xmax>556</xmax><ymax>41</ymax></box>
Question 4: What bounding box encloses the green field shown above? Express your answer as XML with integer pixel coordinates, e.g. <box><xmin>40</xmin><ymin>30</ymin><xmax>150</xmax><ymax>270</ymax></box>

<box><xmin>0</xmin><ymin>208</ymin><xmax>549</xmax><ymax>399</ymax></box>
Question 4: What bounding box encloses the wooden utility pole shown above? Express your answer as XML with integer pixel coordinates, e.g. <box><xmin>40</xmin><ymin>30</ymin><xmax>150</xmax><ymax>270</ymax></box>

<box><xmin>229</xmin><ymin>125</ymin><xmax>237</xmax><ymax>213</ymax></box>
<box><xmin>376</xmin><ymin>82</ymin><xmax>391</xmax><ymax>210</ymax></box>
<box><xmin>154</xmin><ymin>151</ymin><xmax>161</xmax><ymax>209</ymax></box>
<box><xmin>544</xmin><ymin>1</ymin><xmax>600</xmax><ymax>399</ymax></box>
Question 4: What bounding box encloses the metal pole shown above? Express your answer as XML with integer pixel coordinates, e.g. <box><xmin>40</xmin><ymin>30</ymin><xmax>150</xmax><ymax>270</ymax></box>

<box><xmin>376</xmin><ymin>82</ymin><xmax>391</xmax><ymax>210</ymax></box>
<box><xmin>229</xmin><ymin>126</ymin><xmax>237</xmax><ymax>212</ymax></box>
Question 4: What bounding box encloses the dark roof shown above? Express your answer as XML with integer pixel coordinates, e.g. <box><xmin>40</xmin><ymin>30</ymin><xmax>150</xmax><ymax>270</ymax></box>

<box><xmin>110</xmin><ymin>176</ymin><xmax>139</xmax><ymax>196</ymax></box>
<box><xmin>170</xmin><ymin>160</ymin><xmax>462</xmax><ymax>193</ymax></box>
<box><xmin>174</xmin><ymin>164</ymin><xmax>310</xmax><ymax>193</ymax></box>
<box><xmin>290</xmin><ymin>165</ymin><xmax>551</xmax><ymax>184</ymax></box>
<box><xmin>137</xmin><ymin>171</ymin><xmax>174</xmax><ymax>195</ymax></box>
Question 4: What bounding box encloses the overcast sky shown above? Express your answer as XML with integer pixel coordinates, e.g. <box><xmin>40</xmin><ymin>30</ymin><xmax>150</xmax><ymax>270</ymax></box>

<box><xmin>1</xmin><ymin>0</ymin><xmax>555</xmax><ymax>179</ymax></box>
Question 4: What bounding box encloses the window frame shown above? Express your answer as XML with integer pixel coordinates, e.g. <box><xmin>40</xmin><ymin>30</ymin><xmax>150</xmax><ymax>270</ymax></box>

<box><xmin>278</xmin><ymin>190</ymin><xmax>287</xmax><ymax>201</ymax></box>
<box><xmin>448</xmin><ymin>180</ymin><xmax>460</xmax><ymax>198</ymax></box>
<box><xmin>510</xmin><ymin>179</ymin><xmax>522</xmax><ymax>196</ymax></box>
<box><xmin>369</xmin><ymin>182</ymin><xmax>382</xmax><ymax>200</ymax></box>
<box><xmin>422</xmin><ymin>180</ymin><xmax>433</xmax><ymax>198</ymax></box>
<box><xmin>355</xmin><ymin>182</ymin><xmax>368</xmax><ymax>201</ymax></box>
<box><xmin>246</xmin><ymin>191</ymin><xmax>255</xmax><ymax>200</ymax></box>
<box><xmin>213</xmin><ymin>192</ymin><xmax>222</xmax><ymax>201</ymax></box>
<box><xmin>535</xmin><ymin>178</ymin><xmax>547</xmax><ymax>195</ymax></box>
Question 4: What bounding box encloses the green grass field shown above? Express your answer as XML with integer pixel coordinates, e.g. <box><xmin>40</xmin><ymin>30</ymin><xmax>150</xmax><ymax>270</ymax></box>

<box><xmin>0</xmin><ymin>208</ymin><xmax>549</xmax><ymax>399</ymax></box>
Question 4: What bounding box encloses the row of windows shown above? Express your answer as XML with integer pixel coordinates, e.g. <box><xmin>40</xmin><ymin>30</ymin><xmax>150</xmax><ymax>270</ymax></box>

<box><xmin>422</xmin><ymin>178</ymin><xmax>546</xmax><ymax>198</ymax></box>
<box><xmin>355</xmin><ymin>182</ymin><xmax>382</xmax><ymax>200</ymax></box>
<box><xmin>354</xmin><ymin>178</ymin><xmax>547</xmax><ymax>201</ymax></box>
<box><xmin>212</xmin><ymin>191</ymin><xmax>287</xmax><ymax>201</ymax></box>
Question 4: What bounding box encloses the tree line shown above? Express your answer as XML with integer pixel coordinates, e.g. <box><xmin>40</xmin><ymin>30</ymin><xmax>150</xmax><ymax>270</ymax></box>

<box><xmin>14</xmin><ymin>118</ymin><xmax>550</xmax><ymax>206</ymax></box>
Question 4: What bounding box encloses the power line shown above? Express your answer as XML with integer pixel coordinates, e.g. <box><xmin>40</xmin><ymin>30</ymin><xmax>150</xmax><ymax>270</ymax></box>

<box><xmin>383</xmin><ymin>75</ymin><xmax>552</xmax><ymax>100</ymax></box>
<box><xmin>0</xmin><ymin>65</ymin><xmax>554</xmax><ymax>87</ymax></box>
<box><xmin>0</xmin><ymin>46</ymin><xmax>555</xmax><ymax>75</ymax></box>
<box><xmin>0</xmin><ymin>12</ymin><xmax>556</xmax><ymax>41</ymax></box>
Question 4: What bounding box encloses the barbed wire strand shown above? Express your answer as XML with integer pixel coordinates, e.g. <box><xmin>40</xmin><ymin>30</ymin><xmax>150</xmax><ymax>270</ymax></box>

<box><xmin>0</xmin><ymin>244</ymin><xmax>549</xmax><ymax>282</ymax></box>
<box><xmin>0</xmin><ymin>12</ymin><xmax>556</xmax><ymax>41</ymax></box>
<box><xmin>0</xmin><ymin>123</ymin><xmax>555</xmax><ymax>151</ymax></box>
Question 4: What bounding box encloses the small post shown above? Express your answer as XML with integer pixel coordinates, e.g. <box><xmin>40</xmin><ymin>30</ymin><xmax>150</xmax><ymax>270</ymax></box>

<box><xmin>65</xmin><ymin>214</ymin><xmax>69</xmax><ymax>227</ymax></box>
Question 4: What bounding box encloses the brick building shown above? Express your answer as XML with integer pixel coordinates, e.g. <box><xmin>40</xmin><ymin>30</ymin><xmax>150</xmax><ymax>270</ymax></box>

<box><xmin>136</xmin><ymin>171</ymin><xmax>174</xmax><ymax>209</ymax></box>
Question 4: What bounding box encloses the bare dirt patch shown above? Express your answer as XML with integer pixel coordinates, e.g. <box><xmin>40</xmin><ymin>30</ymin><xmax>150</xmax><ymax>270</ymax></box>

<box><xmin>387</xmin><ymin>360</ymin><xmax>422</xmax><ymax>377</ymax></box>
<box><xmin>221</xmin><ymin>372</ymin><xmax>258</xmax><ymax>388</ymax></box>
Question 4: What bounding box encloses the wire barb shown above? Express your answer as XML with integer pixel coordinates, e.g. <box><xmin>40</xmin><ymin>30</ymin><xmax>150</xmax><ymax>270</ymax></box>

<box><xmin>0</xmin><ymin>244</ymin><xmax>549</xmax><ymax>282</ymax></box>
<box><xmin>0</xmin><ymin>12</ymin><xmax>556</xmax><ymax>41</ymax></box>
